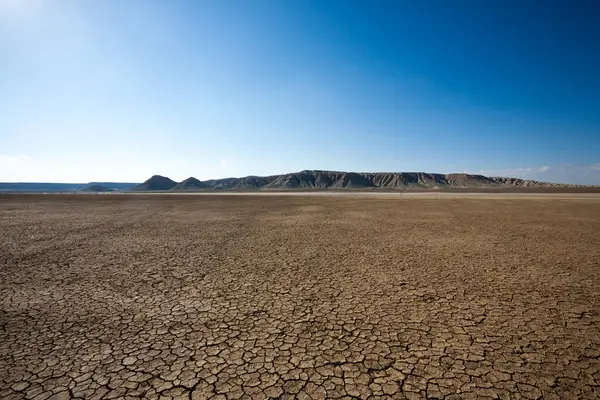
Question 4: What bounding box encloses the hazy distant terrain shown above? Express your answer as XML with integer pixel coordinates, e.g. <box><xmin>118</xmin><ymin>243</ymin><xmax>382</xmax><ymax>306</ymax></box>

<box><xmin>0</xmin><ymin>182</ymin><xmax>137</xmax><ymax>192</ymax></box>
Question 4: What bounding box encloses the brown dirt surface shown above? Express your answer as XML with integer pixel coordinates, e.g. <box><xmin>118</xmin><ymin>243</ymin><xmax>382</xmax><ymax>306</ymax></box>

<box><xmin>1</xmin><ymin>194</ymin><xmax>599</xmax><ymax>400</ymax></box>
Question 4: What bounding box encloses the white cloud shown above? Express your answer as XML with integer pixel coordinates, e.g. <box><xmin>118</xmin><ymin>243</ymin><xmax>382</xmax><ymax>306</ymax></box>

<box><xmin>0</xmin><ymin>152</ymin><xmax>242</xmax><ymax>183</ymax></box>
<box><xmin>478</xmin><ymin>166</ymin><xmax>551</xmax><ymax>176</ymax></box>
<box><xmin>0</xmin><ymin>154</ymin><xmax>34</xmax><ymax>181</ymax></box>
<box><xmin>0</xmin><ymin>153</ymin><xmax>143</xmax><ymax>182</ymax></box>
<box><xmin>475</xmin><ymin>163</ymin><xmax>600</xmax><ymax>185</ymax></box>
<box><xmin>0</xmin><ymin>154</ymin><xmax>33</xmax><ymax>169</ymax></box>
<box><xmin>0</xmin><ymin>154</ymin><xmax>31</xmax><ymax>162</ymax></box>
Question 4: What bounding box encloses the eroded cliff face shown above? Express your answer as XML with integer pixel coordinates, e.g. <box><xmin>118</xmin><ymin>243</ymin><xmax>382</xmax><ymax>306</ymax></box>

<box><xmin>132</xmin><ymin>170</ymin><xmax>579</xmax><ymax>191</ymax></box>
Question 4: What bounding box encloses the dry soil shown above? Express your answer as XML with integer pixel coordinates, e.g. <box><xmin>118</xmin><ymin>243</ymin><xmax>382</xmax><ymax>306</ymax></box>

<box><xmin>1</xmin><ymin>194</ymin><xmax>599</xmax><ymax>400</ymax></box>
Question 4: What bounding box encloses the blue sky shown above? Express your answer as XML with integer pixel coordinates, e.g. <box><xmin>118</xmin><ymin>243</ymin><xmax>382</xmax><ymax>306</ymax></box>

<box><xmin>1</xmin><ymin>0</ymin><xmax>599</xmax><ymax>183</ymax></box>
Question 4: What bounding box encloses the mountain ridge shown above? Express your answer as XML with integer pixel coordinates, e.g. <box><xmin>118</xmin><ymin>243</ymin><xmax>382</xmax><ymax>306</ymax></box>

<box><xmin>131</xmin><ymin>170</ymin><xmax>588</xmax><ymax>191</ymax></box>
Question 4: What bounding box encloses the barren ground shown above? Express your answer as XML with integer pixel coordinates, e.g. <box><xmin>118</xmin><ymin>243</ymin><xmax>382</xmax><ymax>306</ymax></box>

<box><xmin>1</xmin><ymin>194</ymin><xmax>599</xmax><ymax>400</ymax></box>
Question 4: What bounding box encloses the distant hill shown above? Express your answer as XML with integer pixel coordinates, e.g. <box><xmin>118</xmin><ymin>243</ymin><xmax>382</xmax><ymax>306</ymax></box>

<box><xmin>0</xmin><ymin>182</ymin><xmax>137</xmax><ymax>192</ymax></box>
<box><xmin>171</xmin><ymin>177</ymin><xmax>209</xmax><ymax>191</ymax></box>
<box><xmin>87</xmin><ymin>182</ymin><xmax>138</xmax><ymax>191</ymax></box>
<box><xmin>131</xmin><ymin>170</ymin><xmax>584</xmax><ymax>191</ymax></box>
<box><xmin>130</xmin><ymin>175</ymin><xmax>177</xmax><ymax>191</ymax></box>
<box><xmin>80</xmin><ymin>184</ymin><xmax>113</xmax><ymax>192</ymax></box>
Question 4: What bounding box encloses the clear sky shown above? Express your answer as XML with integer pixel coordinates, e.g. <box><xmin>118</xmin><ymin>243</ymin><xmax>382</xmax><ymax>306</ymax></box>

<box><xmin>1</xmin><ymin>0</ymin><xmax>599</xmax><ymax>184</ymax></box>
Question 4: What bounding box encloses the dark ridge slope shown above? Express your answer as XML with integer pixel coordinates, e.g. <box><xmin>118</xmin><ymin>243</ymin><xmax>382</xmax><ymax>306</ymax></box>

<box><xmin>130</xmin><ymin>175</ymin><xmax>177</xmax><ymax>191</ymax></box>
<box><xmin>171</xmin><ymin>177</ymin><xmax>209</xmax><ymax>191</ymax></box>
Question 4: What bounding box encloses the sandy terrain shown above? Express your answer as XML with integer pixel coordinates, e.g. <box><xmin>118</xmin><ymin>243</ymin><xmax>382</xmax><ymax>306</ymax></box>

<box><xmin>1</xmin><ymin>194</ymin><xmax>599</xmax><ymax>399</ymax></box>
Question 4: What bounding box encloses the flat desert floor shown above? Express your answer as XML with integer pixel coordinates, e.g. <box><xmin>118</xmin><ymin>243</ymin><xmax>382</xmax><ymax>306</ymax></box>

<box><xmin>1</xmin><ymin>194</ymin><xmax>599</xmax><ymax>400</ymax></box>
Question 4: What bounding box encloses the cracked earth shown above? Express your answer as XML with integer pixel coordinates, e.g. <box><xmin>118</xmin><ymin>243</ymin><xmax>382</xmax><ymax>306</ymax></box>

<box><xmin>1</xmin><ymin>194</ymin><xmax>599</xmax><ymax>400</ymax></box>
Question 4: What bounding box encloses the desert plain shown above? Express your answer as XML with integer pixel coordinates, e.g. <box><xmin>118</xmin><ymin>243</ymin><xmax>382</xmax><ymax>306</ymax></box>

<box><xmin>1</xmin><ymin>193</ymin><xmax>599</xmax><ymax>400</ymax></box>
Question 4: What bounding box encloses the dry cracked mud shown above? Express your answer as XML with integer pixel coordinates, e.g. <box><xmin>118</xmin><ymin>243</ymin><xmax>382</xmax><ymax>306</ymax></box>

<box><xmin>1</xmin><ymin>194</ymin><xmax>599</xmax><ymax>400</ymax></box>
